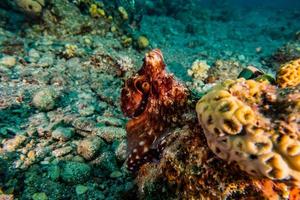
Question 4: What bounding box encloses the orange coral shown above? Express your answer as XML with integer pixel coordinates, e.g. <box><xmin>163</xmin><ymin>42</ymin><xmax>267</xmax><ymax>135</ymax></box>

<box><xmin>276</xmin><ymin>58</ymin><xmax>300</xmax><ymax>88</ymax></box>
<box><xmin>121</xmin><ymin>49</ymin><xmax>188</xmax><ymax>171</ymax></box>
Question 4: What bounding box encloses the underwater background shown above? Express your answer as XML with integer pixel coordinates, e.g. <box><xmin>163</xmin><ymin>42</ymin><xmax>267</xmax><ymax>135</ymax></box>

<box><xmin>0</xmin><ymin>0</ymin><xmax>300</xmax><ymax>199</ymax></box>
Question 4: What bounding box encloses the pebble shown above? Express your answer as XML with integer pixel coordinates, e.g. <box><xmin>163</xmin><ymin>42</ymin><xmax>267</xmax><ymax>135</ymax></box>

<box><xmin>32</xmin><ymin>192</ymin><xmax>48</xmax><ymax>200</ymax></box>
<box><xmin>3</xmin><ymin>135</ymin><xmax>26</xmax><ymax>152</ymax></box>
<box><xmin>115</xmin><ymin>140</ymin><xmax>127</xmax><ymax>162</ymax></box>
<box><xmin>0</xmin><ymin>56</ymin><xmax>16</xmax><ymax>67</ymax></box>
<box><xmin>89</xmin><ymin>151</ymin><xmax>117</xmax><ymax>174</ymax></box>
<box><xmin>52</xmin><ymin>127</ymin><xmax>74</xmax><ymax>141</ymax></box>
<box><xmin>238</xmin><ymin>55</ymin><xmax>246</xmax><ymax>61</ymax></box>
<box><xmin>75</xmin><ymin>185</ymin><xmax>88</xmax><ymax>195</ymax></box>
<box><xmin>32</xmin><ymin>88</ymin><xmax>58</xmax><ymax>111</ymax></box>
<box><xmin>60</xmin><ymin>161</ymin><xmax>91</xmax><ymax>184</ymax></box>
<box><xmin>96</xmin><ymin>116</ymin><xmax>124</xmax><ymax>127</ymax></box>
<box><xmin>77</xmin><ymin>137</ymin><xmax>105</xmax><ymax>160</ymax></box>
<box><xmin>95</xmin><ymin>127</ymin><xmax>126</xmax><ymax>143</ymax></box>
<box><xmin>109</xmin><ymin>171</ymin><xmax>122</xmax><ymax>178</ymax></box>
<box><xmin>28</xmin><ymin>49</ymin><xmax>40</xmax><ymax>63</ymax></box>
<box><xmin>78</xmin><ymin>105</ymin><xmax>95</xmax><ymax>117</ymax></box>
<box><xmin>47</xmin><ymin>164</ymin><xmax>60</xmax><ymax>181</ymax></box>
<box><xmin>52</xmin><ymin>146</ymin><xmax>73</xmax><ymax>157</ymax></box>
<box><xmin>37</xmin><ymin>54</ymin><xmax>54</xmax><ymax>67</ymax></box>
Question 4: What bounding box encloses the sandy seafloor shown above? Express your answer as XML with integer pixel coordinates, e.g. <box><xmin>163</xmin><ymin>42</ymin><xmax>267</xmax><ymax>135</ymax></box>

<box><xmin>0</xmin><ymin>0</ymin><xmax>300</xmax><ymax>199</ymax></box>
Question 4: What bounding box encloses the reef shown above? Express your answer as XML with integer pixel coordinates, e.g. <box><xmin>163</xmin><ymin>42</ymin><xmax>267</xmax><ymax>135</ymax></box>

<box><xmin>124</xmin><ymin>53</ymin><xmax>300</xmax><ymax>199</ymax></box>
<box><xmin>196</xmin><ymin>78</ymin><xmax>300</xmax><ymax>186</ymax></box>
<box><xmin>121</xmin><ymin>49</ymin><xmax>189</xmax><ymax>171</ymax></box>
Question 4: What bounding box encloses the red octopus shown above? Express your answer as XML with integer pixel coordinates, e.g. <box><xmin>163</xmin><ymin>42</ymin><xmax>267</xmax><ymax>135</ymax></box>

<box><xmin>121</xmin><ymin>49</ymin><xmax>188</xmax><ymax>171</ymax></box>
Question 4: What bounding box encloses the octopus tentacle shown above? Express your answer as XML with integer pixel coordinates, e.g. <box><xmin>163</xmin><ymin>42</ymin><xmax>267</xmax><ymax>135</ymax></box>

<box><xmin>121</xmin><ymin>49</ymin><xmax>188</xmax><ymax>172</ymax></box>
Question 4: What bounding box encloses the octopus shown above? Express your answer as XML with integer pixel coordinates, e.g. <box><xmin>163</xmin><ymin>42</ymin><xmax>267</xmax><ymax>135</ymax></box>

<box><xmin>121</xmin><ymin>49</ymin><xmax>188</xmax><ymax>171</ymax></box>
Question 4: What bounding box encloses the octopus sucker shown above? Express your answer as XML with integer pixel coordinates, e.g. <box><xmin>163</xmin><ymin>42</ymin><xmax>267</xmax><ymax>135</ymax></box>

<box><xmin>121</xmin><ymin>49</ymin><xmax>188</xmax><ymax>172</ymax></box>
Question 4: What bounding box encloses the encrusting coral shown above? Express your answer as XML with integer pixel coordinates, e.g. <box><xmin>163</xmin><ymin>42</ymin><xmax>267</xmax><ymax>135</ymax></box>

<box><xmin>196</xmin><ymin>78</ymin><xmax>300</xmax><ymax>187</ymax></box>
<box><xmin>276</xmin><ymin>58</ymin><xmax>300</xmax><ymax>88</ymax></box>
<box><xmin>121</xmin><ymin>49</ymin><xmax>188</xmax><ymax>171</ymax></box>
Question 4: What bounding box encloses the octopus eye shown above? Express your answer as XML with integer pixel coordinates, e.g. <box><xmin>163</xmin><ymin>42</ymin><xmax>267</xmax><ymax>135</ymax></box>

<box><xmin>141</xmin><ymin>82</ymin><xmax>150</xmax><ymax>93</ymax></box>
<box><xmin>135</xmin><ymin>79</ymin><xmax>150</xmax><ymax>94</ymax></box>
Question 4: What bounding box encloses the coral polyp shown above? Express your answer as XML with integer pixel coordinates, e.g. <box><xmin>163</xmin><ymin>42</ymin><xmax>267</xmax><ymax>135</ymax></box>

<box><xmin>121</xmin><ymin>49</ymin><xmax>188</xmax><ymax>171</ymax></box>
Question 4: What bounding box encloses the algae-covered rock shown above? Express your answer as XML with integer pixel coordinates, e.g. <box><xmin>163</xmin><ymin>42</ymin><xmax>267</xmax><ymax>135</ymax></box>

<box><xmin>32</xmin><ymin>192</ymin><xmax>48</xmax><ymax>200</ymax></box>
<box><xmin>77</xmin><ymin>136</ymin><xmax>105</xmax><ymax>160</ymax></box>
<box><xmin>90</xmin><ymin>151</ymin><xmax>118</xmax><ymax>175</ymax></box>
<box><xmin>60</xmin><ymin>161</ymin><xmax>91</xmax><ymax>184</ymax></box>
<box><xmin>75</xmin><ymin>185</ymin><xmax>88</xmax><ymax>195</ymax></box>
<box><xmin>51</xmin><ymin>127</ymin><xmax>74</xmax><ymax>141</ymax></box>
<box><xmin>137</xmin><ymin>36</ymin><xmax>149</xmax><ymax>49</ymax></box>
<box><xmin>32</xmin><ymin>88</ymin><xmax>59</xmax><ymax>111</ymax></box>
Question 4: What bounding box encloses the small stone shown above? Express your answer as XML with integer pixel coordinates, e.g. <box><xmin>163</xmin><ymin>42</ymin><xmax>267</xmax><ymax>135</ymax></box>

<box><xmin>115</xmin><ymin>140</ymin><xmax>127</xmax><ymax>162</ymax></box>
<box><xmin>60</xmin><ymin>161</ymin><xmax>91</xmax><ymax>184</ymax></box>
<box><xmin>95</xmin><ymin>127</ymin><xmax>126</xmax><ymax>143</ymax></box>
<box><xmin>137</xmin><ymin>36</ymin><xmax>149</xmax><ymax>49</ymax></box>
<box><xmin>32</xmin><ymin>88</ymin><xmax>58</xmax><ymax>111</ymax></box>
<box><xmin>96</xmin><ymin>116</ymin><xmax>124</xmax><ymax>127</ymax></box>
<box><xmin>89</xmin><ymin>151</ymin><xmax>117</xmax><ymax>174</ymax></box>
<box><xmin>52</xmin><ymin>146</ymin><xmax>73</xmax><ymax>157</ymax></box>
<box><xmin>78</xmin><ymin>105</ymin><xmax>95</xmax><ymax>117</ymax></box>
<box><xmin>3</xmin><ymin>135</ymin><xmax>27</xmax><ymax>152</ymax></box>
<box><xmin>37</xmin><ymin>54</ymin><xmax>54</xmax><ymax>68</ymax></box>
<box><xmin>0</xmin><ymin>56</ymin><xmax>16</xmax><ymax>67</ymax></box>
<box><xmin>109</xmin><ymin>171</ymin><xmax>122</xmax><ymax>178</ymax></box>
<box><xmin>32</xmin><ymin>192</ymin><xmax>48</xmax><ymax>200</ymax></box>
<box><xmin>28</xmin><ymin>49</ymin><xmax>40</xmax><ymax>63</ymax></box>
<box><xmin>75</xmin><ymin>185</ymin><xmax>88</xmax><ymax>195</ymax></box>
<box><xmin>52</xmin><ymin>127</ymin><xmax>74</xmax><ymax>141</ymax></box>
<box><xmin>77</xmin><ymin>137</ymin><xmax>105</xmax><ymax>160</ymax></box>
<box><xmin>27</xmin><ymin>150</ymin><xmax>36</xmax><ymax>160</ymax></box>
<box><xmin>47</xmin><ymin>164</ymin><xmax>60</xmax><ymax>181</ymax></box>
<box><xmin>0</xmin><ymin>194</ymin><xmax>13</xmax><ymax>200</ymax></box>
<box><xmin>238</xmin><ymin>55</ymin><xmax>246</xmax><ymax>61</ymax></box>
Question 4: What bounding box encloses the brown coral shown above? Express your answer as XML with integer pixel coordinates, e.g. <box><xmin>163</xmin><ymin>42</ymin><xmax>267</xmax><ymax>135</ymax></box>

<box><xmin>196</xmin><ymin>78</ymin><xmax>300</xmax><ymax>186</ymax></box>
<box><xmin>276</xmin><ymin>58</ymin><xmax>300</xmax><ymax>88</ymax></box>
<box><xmin>121</xmin><ymin>49</ymin><xmax>188</xmax><ymax>171</ymax></box>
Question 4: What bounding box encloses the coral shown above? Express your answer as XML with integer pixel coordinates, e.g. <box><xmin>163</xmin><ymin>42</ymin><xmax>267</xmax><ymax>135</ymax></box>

<box><xmin>206</xmin><ymin>60</ymin><xmax>244</xmax><ymax>83</ymax></box>
<box><xmin>196</xmin><ymin>78</ymin><xmax>300</xmax><ymax>186</ymax></box>
<box><xmin>136</xmin><ymin>127</ymin><xmax>297</xmax><ymax>199</ymax></box>
<box><xmin>121</xmin><ymin>49</ymin><xmax>188</xmax><ymax>171</ymax></box>
<box><xmin>276</xmin><ymin>58</ymin><xmax>300</xmax><ymax>88</ymax></box>
<box><xmin>187</xmin><ymin>59</ymin><xmax>210</xmax><ymax>82</ymax></box>
<box><xmin>15</xmin><ymin>0</ymin><xmax>45</xmax><ymax>16</ymax></box>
